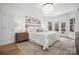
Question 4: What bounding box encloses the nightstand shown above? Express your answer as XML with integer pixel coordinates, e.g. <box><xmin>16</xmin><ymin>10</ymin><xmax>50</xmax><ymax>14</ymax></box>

<box><xmin>16</xmin><ymin>32</ymin><xmax>28</xmax><ymax>43</ymax></box>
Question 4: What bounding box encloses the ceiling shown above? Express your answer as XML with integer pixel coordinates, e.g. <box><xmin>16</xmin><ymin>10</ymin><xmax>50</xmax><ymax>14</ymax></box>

<box><xmin>50</xmin><ymin>3</ymin><xmax>79</xmax><ymax>16</ymax></box>
<box><xmin>0</xmin><ymin>3</ymin><xmax>79</xmax><ymax>16</ymax></box>
<box><xmin>39</xmin><ymin>3</ymin><xmax>79</xmax><ymax>16</ymax></box>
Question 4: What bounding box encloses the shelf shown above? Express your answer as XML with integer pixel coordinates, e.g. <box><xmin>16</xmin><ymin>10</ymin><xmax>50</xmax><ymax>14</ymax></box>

<box><xmin>26</xmin><ymin>23</ymin><xmax>41</xmax><ymax>27</ymax></box>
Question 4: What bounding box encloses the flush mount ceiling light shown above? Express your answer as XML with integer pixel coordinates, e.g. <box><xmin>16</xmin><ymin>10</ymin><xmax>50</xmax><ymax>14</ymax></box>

<box><xmin>42</xmin><ymin>3</ymin><xmax>54</xmax><ymax>16</ymax></box>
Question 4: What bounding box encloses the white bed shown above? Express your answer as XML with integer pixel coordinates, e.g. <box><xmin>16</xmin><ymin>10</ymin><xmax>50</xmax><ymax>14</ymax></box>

<box><xmin>29</xmin><ymin>31</ymin><xmax>59</xmax><ymax>50</ymax></box>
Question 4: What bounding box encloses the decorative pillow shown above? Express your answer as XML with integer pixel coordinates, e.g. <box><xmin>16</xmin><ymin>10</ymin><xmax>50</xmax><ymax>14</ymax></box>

<box><xmin>36</xmin><ymin>28</ymin><xmax>43</xmax><ymax>32</ymax></box>
<box><xmin>27</xmin><ymin>27</ymin><xmax>36</xmax><ymax>33</ymax></box>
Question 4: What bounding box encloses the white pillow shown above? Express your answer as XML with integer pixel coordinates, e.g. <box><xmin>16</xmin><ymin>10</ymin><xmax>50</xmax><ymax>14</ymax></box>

<box><xmin>36</xmin><ymin>28</ymin><xmax>43</xmax><ymax>32</ymax></box>
<box><xmin>27</xmin><ymin>27</ymin><xmax>37</xmax><ymax>33</ymax></box>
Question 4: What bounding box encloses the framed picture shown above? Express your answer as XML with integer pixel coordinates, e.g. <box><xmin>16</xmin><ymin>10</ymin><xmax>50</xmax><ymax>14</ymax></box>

<box><xmin>25</xmin><ymin>16</ymin><xmax>41</xmax><ymax>24</ymax></box>
<box><xmin>26</xmin><ymin>16</ymin><xmax>33</xmax><ymax>23</ymax></box>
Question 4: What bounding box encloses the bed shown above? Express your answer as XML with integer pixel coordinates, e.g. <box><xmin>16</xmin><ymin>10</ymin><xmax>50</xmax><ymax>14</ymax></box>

<box><xmin>28</xmin><ymin>31</ymin><xmax>59</xmax><ymax>50</ymax></box>
<box><xmin>25</xmin><ymin>17</ymin><xmax>59</xmax><ymax>50</ymax></box>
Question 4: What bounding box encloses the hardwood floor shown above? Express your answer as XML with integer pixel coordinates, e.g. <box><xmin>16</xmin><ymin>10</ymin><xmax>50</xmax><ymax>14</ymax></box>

<box><xmin>0</xmin><ymin>43</ymin><xmax>24</xmax><ymax>55</ymax></box>
<box><xmin>0</xmin><ymin>37</ymin><xmax>76</xmax><ymax>55</ymax></box>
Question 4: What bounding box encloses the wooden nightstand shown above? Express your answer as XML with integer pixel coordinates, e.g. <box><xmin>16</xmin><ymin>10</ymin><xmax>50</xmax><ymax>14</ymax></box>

<box><xmin>16</xmin><ymin>32</ymin><xmax>28</xmax><ymax>43</ymax></box>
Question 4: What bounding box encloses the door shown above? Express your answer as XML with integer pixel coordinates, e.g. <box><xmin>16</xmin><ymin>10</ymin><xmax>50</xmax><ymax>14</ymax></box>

<box><xmin>1</xmin><ymin>12</ymin><xmax>16</xmax><ymax>45</ymax></box>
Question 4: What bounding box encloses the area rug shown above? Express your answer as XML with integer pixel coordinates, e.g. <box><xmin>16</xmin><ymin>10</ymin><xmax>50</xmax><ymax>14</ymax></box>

<box><xmin>17</xmin><ymin>37</ymin><xmax>76</xmax><ymax>55</ymax></box>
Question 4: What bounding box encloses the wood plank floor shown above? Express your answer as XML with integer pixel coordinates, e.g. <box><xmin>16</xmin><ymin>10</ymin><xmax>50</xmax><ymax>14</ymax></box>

<box><xmin>0</xmin><ymin>37</ymin><xmax>76</xmax><ymax>55</ymax></box>
<box><xmin>0</xmin><ymin>43</ymin><xmax>24</xmax><ymax>55</ymax></box>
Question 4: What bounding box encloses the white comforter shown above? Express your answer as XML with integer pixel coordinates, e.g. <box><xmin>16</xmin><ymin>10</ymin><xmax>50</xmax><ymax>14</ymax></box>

<box><xmin>29</xmin><ymin>31</ymin><xmax>59</xmax><ymax>50</ymax></box>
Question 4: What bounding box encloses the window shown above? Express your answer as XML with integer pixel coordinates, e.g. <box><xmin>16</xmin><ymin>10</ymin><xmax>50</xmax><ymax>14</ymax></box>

<box><xmin>55</xmin><ymin>22</ymin><xmax>59</xmax><ymax>31</ymax></box>
<box><xmin>48</xmin><ymin>22</ymin><xmax>52</xmax><ymax>31</ymax></box>
<box><xmin>61</xmin><ymin>22</ymin><xmax>66</xmax><ymax>33</ymax></box>
<box><xmin>70</xmin><ymin>18</ymin><xmax>75</xmax><ymax>32</ymax></box>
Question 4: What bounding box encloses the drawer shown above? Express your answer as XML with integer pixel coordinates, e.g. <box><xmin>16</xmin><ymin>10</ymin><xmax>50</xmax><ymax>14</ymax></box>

<box><xmin>75</xmin><ymin>43</ymin><xmax>79</xmax><ymax>46</ymax></box>
<box><xmin>16</xmin><ymin>37</ymin><xmax>27</xmax><ymax>42</ymax></box>
<box><xmin>16</xmin><ymin>33</ymin><xmax>27</xmax><ymax>36</ymax></box>
<box><xmin>76</xmin><ymin>33</ymin><xmax>79</xmax><ymax>38</ymax></box>
<box><xmin>21</xmin><ymin>34</ymin><xmax>27</xmax><ymax>37</ymax></box>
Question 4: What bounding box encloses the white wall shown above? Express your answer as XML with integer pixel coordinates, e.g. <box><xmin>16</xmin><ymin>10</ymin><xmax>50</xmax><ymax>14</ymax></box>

<box><xmin>0</xmin><ymin>10</ymin><xmax>17</xmax><ymax>45</ymax></box>
<box><xmin>0</xmin><ymin>11</ymin><xmax>3</xmax><ymax>46</ymax></box>
<box><xmin>52</xmin><ymin>9</ymin><xmax>79</xmax><ymax>39</ymax></box>
<box><xmin>0</xmin><ymin>3</ymin><xmax>43</xmax><ymax>46</ymax></box>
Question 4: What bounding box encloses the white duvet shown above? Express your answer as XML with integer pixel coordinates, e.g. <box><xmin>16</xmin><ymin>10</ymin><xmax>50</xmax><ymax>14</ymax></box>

<box><xmin>29</xmin><ymin>31</ymin><xmax>59</xmax><ymax>50</ymax></box>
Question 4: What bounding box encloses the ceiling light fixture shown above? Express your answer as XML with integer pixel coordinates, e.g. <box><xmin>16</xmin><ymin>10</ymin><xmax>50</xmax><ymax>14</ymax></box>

<box><xmin>42</xmin><ymin>3</ymin><xmax>54</xmax><ymax>16</ymax></box>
